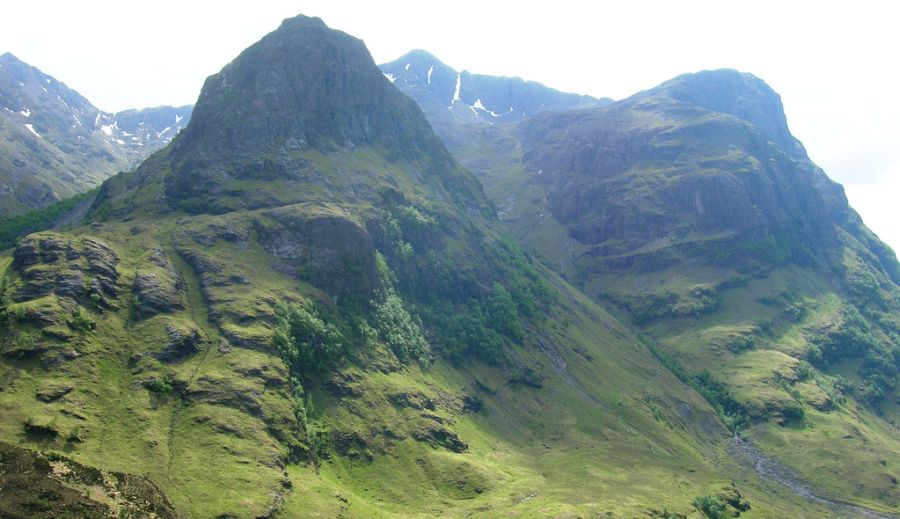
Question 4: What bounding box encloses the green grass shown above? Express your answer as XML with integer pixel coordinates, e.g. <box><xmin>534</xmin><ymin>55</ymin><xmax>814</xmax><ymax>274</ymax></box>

<box><xmin>1</xmin><ymin>211</ymin><xmax>847</xmax><ymax>518</ymax></box>
<box><xmin>448</xmin><ymin>115</ymin><xmax>900</xmax><ymax>515</ymax></box>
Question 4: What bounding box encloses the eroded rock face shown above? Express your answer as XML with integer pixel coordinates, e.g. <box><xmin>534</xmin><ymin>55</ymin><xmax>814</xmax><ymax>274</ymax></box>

<box><xmin>157</xmin><ymin>322</ymin><xmax>205</xmax><ymax>362</ymax></box>
<box><xmin>257</xmin><ymin>208</ymin><xmax>378</xmax><ymax>296</ymax></box>
<box><xmin>3</xmin><ymin>234</ymin><xmax>119</xmax><ymax>363</ymax></box>
<box><xmin>133</xmin><ymin>249</ymin><xmax>185</xmax><ymax>319</ymax></box>
<box><xmin>12</xmin><ymin>234</ymin><xmax>119</xmax><ymax>303</ymax></box>
<box><xmin>411</xmin><ymin>422</ymin><xmax>468</xmax><ymax>453</ymax></box>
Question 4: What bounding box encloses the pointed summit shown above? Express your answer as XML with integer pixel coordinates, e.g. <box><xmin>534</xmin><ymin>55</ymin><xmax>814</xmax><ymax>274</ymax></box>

<box><xmin>174</xmin><ymin>15</ymin><xmax>441</xmax><ymax>160</ymax></box>
<box><xmin>95</xmin><ymin>15</ymin><xmax>489</xmax><ymax>215</ymax></box>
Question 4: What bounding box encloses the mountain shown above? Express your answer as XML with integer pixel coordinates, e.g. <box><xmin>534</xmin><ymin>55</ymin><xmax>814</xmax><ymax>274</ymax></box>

<box><xmin>380</xmin><ymin>50</ymin><xmax>609</xmax><ymax>148</ymax></box>
<box><xmin>0</xmin><ymin>16</ymin><xmax>841</xmax><ymax>518</ymax></box>
<box><xmin>110</xmin><ymin>104</ymin><xmax>192</xmax><ymax>157</ymax></box>
<box><xmin>398</xmin><ymin>65</ymin><xmax>900</xmax><ymax>514</ymax></box>
<box><xmin>0</xmin><ymin>52</ymin><xmax>191</xmax><ymax>216</ymax></box>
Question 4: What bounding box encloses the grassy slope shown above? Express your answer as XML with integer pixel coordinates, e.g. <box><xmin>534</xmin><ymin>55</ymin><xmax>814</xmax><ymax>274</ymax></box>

<box><xmin>449</xmin><ymin>123</ymin><xmax>900</xmax><ymax>515</ymax></box>
<box><xmin>0</xmin><ymin>162</ymin><xmax>842</xmax><ymax>517</ymax></box>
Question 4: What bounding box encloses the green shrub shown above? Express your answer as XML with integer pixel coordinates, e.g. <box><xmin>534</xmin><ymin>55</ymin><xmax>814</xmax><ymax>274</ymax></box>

<box><xmin>145</xmin><ymin>375</ymin><xmax>174</xmax><ymax>394</ymax></box>
<box><xmin>508</xmin><ymin>366</ymin><xmax>544</xmax><ymax>389</ymax></box>
<box><xmin>0</xmin><ymin>276</ymin><xmax>9</xmax><ymax>306</ymax></box>
<box><xmin>785</xmin><ymin>302</ymin><xmax>807</xmax><ymax>322</ymax></box>
<box><xmin>795</xmin><ymin>360</ymin><xmax>814</xmax><ymax>381</ymax></box>
<box><xmin>692</xmin><ymin>495</ymin><xmax>726</xmax><ymax>519</ymax></box>
<box><xmin>67</xmin><ymin>307</ymin><xmax>95</xmax><ymax>331</ymax></box>
<box><xmin>374</xmin><ymin>292</ymin><xmax>430</xmax><ymax>364</ymax></box>
<box><xmin>484</xmin><ymin>283</ymin><xmax>524</xmax><ymax>342</ymax></box>
<box><xmin>272</xmin><ymin>303</ymin><xmax>346</xmax><ymax>375</ymax></box>
<box><xmin>808</xmin><ymin>305</ymin><xmax>897</xmax><ymax>405</ymax></box>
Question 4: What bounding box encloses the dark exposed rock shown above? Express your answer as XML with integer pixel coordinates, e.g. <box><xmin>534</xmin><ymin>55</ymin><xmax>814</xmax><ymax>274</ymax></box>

<box><xmin>515</xmin><ymin>70</ymin><xmax>847</xmax><ymax>273</ymax></box>
<box><xmin>35</xmin><ymin>383</ymin><xmax>74</xmax><ymax>402</ymax></box>
<box><xmin>12</xmin><ymin>235</ymin><xmax>118</xmax><ymax>302</ymax></box>
<box><xmin>331</xmin><ymin>429</ymin><xmax>373</xmax><ymax>461</ymax></box>
<box><xmin>232</xmin><ymin>361</ymin><xmax>288</xmax><ymax>388</ymax></box>
<box><xmin>65</xmin><ymin>15</ymin><xmax>485</xmax><ymax>219</ymax></box>
<box><xmin>461</xmin><ymin>395</ymin><xmax>484</xmax><ymax>413</ymax></box>
<box><xmin>157</xmin><ymin>323</ymin><xmax>205</xmax><ymax>362</ymax></box>
<box><xmin>388</xmin><ymin>391</ymin><xmax>436</xmax><ymax>411</ymax></box>
<box><xmin>257</xmin><ymin>209</ymin><xmax>378</xmax><ymax>296</ymax></box>
<box><xmin>132</xmin><ymin>251</ymin><xmax>184</xmax><ymax>319</ymax></box>
<box><xmin>133</xmin><ymin>272</ymin><xmax>184</xmax><ymax>318</ymax></box>
<box><xmin>176</xmin><ymin>247</ymin><xmax>222</xmax><ymax>277</ymax></box>
<box><xmin>325</xmin><ymin>372</ymin><xmax>364</xmax><ymax>398</ymax></box>
<box><xmin>411</xmin><ymin>423</ymin><xmax>467</xmax><ymax>453</ymax></box>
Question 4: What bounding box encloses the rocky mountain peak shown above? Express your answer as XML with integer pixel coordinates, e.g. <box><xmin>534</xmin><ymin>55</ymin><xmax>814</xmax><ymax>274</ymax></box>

<box><xmin>381</xmin><ymin>50</ymin><xmax>609</xmax><ymax>128</ymax></box>
<box><xmin>90</xmin><ymin>15</ymin><xmax>490</xmax><ymax>216</ymax></box>
<box><xmin>173</xmin><ymin>15</ymin><xmax>438</xmax><ymax>162</ymax></box>
<box><xmin>645</xmin><ymin>69</ymin><xmax>802</xmax><ymax>156</ymax></box>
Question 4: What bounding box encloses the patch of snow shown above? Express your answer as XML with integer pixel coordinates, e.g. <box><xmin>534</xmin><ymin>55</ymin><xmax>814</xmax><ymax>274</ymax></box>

<box><xmin>101</xmin><ymin>124</ymin><xmax>115</xmax><ymax>136</ymax></box>
<box><xmin>45</xmin><ymin>78</ymin><xmax>50</xmax><ymax>84</ymax></box>
<box><xmin>449</xmin><ymin>73</ymin><xmax>461</xmax><ymax>108</ymax></box>
<box><xmin>121</xmin><ymin>130</ymin><xmax>131</xmax><ymax>136</ymax></box>
<box><xmin>24</xmin><ymin>124</ymin><xmax>41</xmax><ymax>138</ymax></box>
<box><xmin>156</xmin><ymin>127</ymin><xmax>172</xmax><ymax>138</ymax></box>
<box><xmin>472</xmin><ymin>99</ymin><xmax>502</xmax><ymax>117</ymax></box>
<box><xmin>404</xmin><ymin>63</ymin><xmax>410</xmax><ymax>71</ymax></box>
<box><xmin>427</xmin><ymin>65</ymin><xmax>434</xmax><ymax>84</ymax></box>
<box><xmin>19</xmin><ymin>108</ymin><xmax>30</xmax><ymax>118</ymax></box>
<box><xmin>116</xmin><ymin>139</ymin><xmax>126</xmax><ymax>145</ymax></box>
<box><xmin>41</xmin><ymin>87</ymin><xmax>48</xmax><ymax>93</ymax></box>
<box><xmin>383</xmin><ymin>72</ymin><xmax>396</xmax><ymax>83</ymax></box>
<box><xmin>17</xmin><ymin>82</ymin><xmax>23</xmax><ymax>87</ymax></box>
<box><xmin>72</xmin><ymin>114</ymin><xmax>82</xmax><ymax>127</ymax></box>
<box><xmin>175</xmin><ymin>114</ymin><xmax>183</xmax><ymax>124</ymax></box>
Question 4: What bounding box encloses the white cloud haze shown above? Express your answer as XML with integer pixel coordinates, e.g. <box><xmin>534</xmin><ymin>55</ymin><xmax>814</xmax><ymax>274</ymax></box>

<box><xmin>2</xmin><ymin>0</ymin><xmax>897</xmax><ymax>251</ymax></box>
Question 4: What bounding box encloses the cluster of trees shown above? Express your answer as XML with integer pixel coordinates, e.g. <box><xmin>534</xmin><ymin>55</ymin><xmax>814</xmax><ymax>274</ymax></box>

<box><xmin>808</xmin><ymin>305</ymin><xmax>898</xmax><ymax>405</ymax></box>
<box><xmin>377</xmin><ymin>195</ymin><xmax>551</xmax><ymax>364</ymax></box>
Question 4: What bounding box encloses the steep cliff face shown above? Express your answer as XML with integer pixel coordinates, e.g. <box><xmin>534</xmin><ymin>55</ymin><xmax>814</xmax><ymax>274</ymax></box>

<box><xmin>520</xmin><ymin>71</ymin><xmax>848</xmax><ymax>261</ymax></box>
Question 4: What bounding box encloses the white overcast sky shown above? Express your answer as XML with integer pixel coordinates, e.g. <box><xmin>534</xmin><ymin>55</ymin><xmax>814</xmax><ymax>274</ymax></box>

<box><xmin>2</xmin><ymin>1</ymin><xmax>897</xmax><ymax>252</ymax></box>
